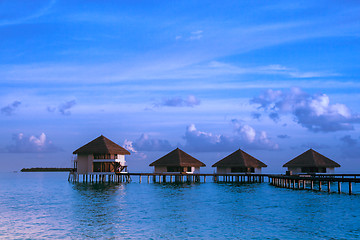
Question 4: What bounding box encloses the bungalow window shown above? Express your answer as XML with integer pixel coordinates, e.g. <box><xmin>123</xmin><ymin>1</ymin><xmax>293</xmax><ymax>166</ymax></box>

<box><xmin>231</xmin><ymin>167</ymin><xmax>254</xmax><ymax>173</ymax></box>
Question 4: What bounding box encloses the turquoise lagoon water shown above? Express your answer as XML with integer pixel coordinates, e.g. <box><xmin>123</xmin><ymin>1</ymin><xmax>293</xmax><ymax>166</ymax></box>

<box><xmin>1</xmin><ymin>172</ymin><xmax>360</xmax><ymax>239</ymax></box>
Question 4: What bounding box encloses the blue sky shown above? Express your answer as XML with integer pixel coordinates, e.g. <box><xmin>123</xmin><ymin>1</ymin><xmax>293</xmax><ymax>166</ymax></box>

<box><xmin>1</xmin><ymin>0</ymin><xmax>360</xmax><ymax>173</ymax></box>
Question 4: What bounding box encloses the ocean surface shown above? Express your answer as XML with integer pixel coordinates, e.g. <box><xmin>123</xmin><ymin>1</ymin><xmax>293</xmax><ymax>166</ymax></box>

<box><xmin>1</xmin><ymin>172</ymin><xmax>360</xmax><ymax>239</ymax></box>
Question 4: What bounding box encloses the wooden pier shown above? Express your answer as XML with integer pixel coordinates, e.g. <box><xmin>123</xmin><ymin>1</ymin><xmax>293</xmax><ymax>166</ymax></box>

<box><xmin>269</xmin><ymin>174</ymin><xmax>360</xmax><ymax>195</ymax></box>
<box><xmin>68</xmin><ymin>172</ymin><xmax>359</xmax><ymax>195</ymax></box>
<box><xmin>68</xmin><ymin>172</ymin><xmax>268</xmax><ymax>184</ymax></box>
<box><xmin>68</xmin><ymin>172</ymin><xmax>131</xmax><ymax>183</ymax></box>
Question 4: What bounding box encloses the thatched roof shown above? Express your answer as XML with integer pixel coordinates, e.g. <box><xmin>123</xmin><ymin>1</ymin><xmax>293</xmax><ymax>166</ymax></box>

<box><xmin>149</xmin><ymin>148</ymin><xmax>206</xmax><ymax>167</ymax></box>
<box><xmin>283</xmin><ymin>149</ymin><xmax>340</xmax><ymax>168</ymax></box>
<box><xmin>212</xmin><ymin>149</ymin><xmax>267</xmax><ymax>168</ymax></box>
<box><xmin>73</xmin><ymin>135</ymin><xmax>130</xmax><ymax>155</ymax></box>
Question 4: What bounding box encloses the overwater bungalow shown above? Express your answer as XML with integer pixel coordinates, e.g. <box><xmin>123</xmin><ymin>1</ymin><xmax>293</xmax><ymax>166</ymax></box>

<box><xmin>73</xmin><ymin>135</ymin><xmax>130</xmax><ymax>174</ymax></box>
<box><xmin>212</xmin><ymin>149</ymin><xmax>267</xmax><ymax>174</ymax></box>
<box><xmin>149</xmin><ymin>148</ymin><xmax>206</xmax><ymax>173</ymax></box>
<box><xmin>283</xmin><ymin>149</ymin><xmax>340</xmax><ymax>174</ymax></box>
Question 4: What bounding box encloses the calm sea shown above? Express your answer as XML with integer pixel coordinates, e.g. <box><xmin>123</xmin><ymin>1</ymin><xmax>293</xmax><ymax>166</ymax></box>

<box><xmin>1</xmin><ymin>172</ymin><xmax>360</xmax><ymax>239</ymax></box>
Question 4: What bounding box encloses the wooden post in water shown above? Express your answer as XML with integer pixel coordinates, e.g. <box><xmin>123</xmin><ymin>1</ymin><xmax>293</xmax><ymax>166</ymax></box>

<box><xmin>311</xmin><ymin>180</ymin><xmax>314</xmax><ymax>190</ymax></box>
<box><xmin>338</xmin><ymin>181</ymin><xmax>341</xmax><ymax>193</ymax></box>
<box><xmin>327</xmin><ymin>181</ymin><xmax>331</xmax><ymax>193</ymax></box>
<box><xmin>319</xmin><ymin>181</ymin><xmax>322</xmax><ymax>191</ymax></box>
<box><xmin>349</xmin><ymin>182</ymin><xmax>352</xmax><ymax>195</ymax></box>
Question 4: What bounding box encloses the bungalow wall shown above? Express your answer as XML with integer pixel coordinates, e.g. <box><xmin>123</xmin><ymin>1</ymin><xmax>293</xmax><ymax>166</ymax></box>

<box><xmin>76</xmin><ymin>154</ymin><xmax>128</xmax><ymax>174</ymax></box>
<box><xmin>154</xmin><ymin>166</ymin><xmax>200</xmax><ymax>173</ymax></box>
<box><xmin>287</xmin><ymin>167</ymin><xmax>335</xmax><ymax>174</ymax></box>
<box><xmin>216</xmin><ymin>167</ymin><xmax>262</xmax><ymax>174</ymax></box>
<box><xmin>76</xmin><ymin>154</ymin><xmax>93</xmax><ymax>174</ymax></box>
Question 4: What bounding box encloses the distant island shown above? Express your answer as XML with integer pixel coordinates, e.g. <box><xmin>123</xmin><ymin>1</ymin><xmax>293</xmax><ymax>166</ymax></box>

<box><xmin>21</xmin><ymin>168</ymin><xmax>74</xmax><ymax>172</ymax></box>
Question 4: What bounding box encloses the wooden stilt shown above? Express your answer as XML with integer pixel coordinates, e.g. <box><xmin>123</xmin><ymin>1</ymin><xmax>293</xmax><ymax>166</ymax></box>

<box><xmin>338</xmin><ymin>181</ymin><xmax>341</xmax><ymax>193</ymax></box>
<box><xmin>349</xmin><ymin>182</ymin><xmax>352</xmax><ymax>195</ymax></box>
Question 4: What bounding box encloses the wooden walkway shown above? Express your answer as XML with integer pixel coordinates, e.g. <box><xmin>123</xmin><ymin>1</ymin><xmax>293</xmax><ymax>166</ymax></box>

<box><xmin>68</xmin><ymin>172</ymin><xmax>268</xmax><ymax>184</ymax></box>
<box><xmin>68</xmin><ymin>172</ymin><xmax>360</xmax><ymax>195</ymax></box>
<box><xmin>269</xmin><ymin>174</ymin><xmax>360</xmax><ymax>195</ymax></box>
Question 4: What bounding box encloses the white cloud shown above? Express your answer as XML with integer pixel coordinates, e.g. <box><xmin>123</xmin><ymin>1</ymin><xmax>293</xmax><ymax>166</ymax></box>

<box><xmin>125</xmin><ymin>134</ymin><xmax>173</xmax><ymax>152</ymax></box>
<box><xmin>6</xmin><ymin>132</ymin><xmax>62</xmax><ymax>153</ymax></box>
<box><xmin>183</xmin><ymin>123</ymin><xmax>278</xmax><ymax>152</ymax></box>
<box><xmin>122</xmin><ymin>140</ymin><xmax>148</xmax><ymax>160</ymax></box>
<box><xmin>239</xmin><ymin>125</ymin><xmax>256</xmax><ymax>143</ymax></box>
<box><xmin>123</xmin><ymin>139</ymin><xmax>137</xmax><ymax>153</ymax></box>
<box><xmin>251</xmin><ymin>87</ymin><xmax>360</xmax><ymax>132</ymax></box>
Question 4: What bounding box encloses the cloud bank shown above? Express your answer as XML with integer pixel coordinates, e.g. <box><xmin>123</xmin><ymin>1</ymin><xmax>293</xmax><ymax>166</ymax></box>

<box><xmin>124</xmin><ymin>134</ymin><xmax>173</xmax><ymax>152</ymax></box>
<box><xmin>251</xmin><ymin>87</ymin><xmax>360</xmax><ymax>132</ymax></box>
<box><xmin>182</xmin><ymin>122</ymin><xmax>278</xmax><ymax>152</ymax></box>
<box><xmin>6</xmin><ymin>133</ymin><xmax>62</xmax><ymax>153</ymax></box>
<box><xmin>124</xmin><ymin>122</ymin><xmax>278</xmax><ymax>154</ymax></box>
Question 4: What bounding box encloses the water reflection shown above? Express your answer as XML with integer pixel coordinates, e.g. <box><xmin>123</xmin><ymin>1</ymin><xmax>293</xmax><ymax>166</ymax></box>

<box><xmin>69</xmin><ymin>182</ymin><xmax>128</xmax><ymax>239</ymax></box>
